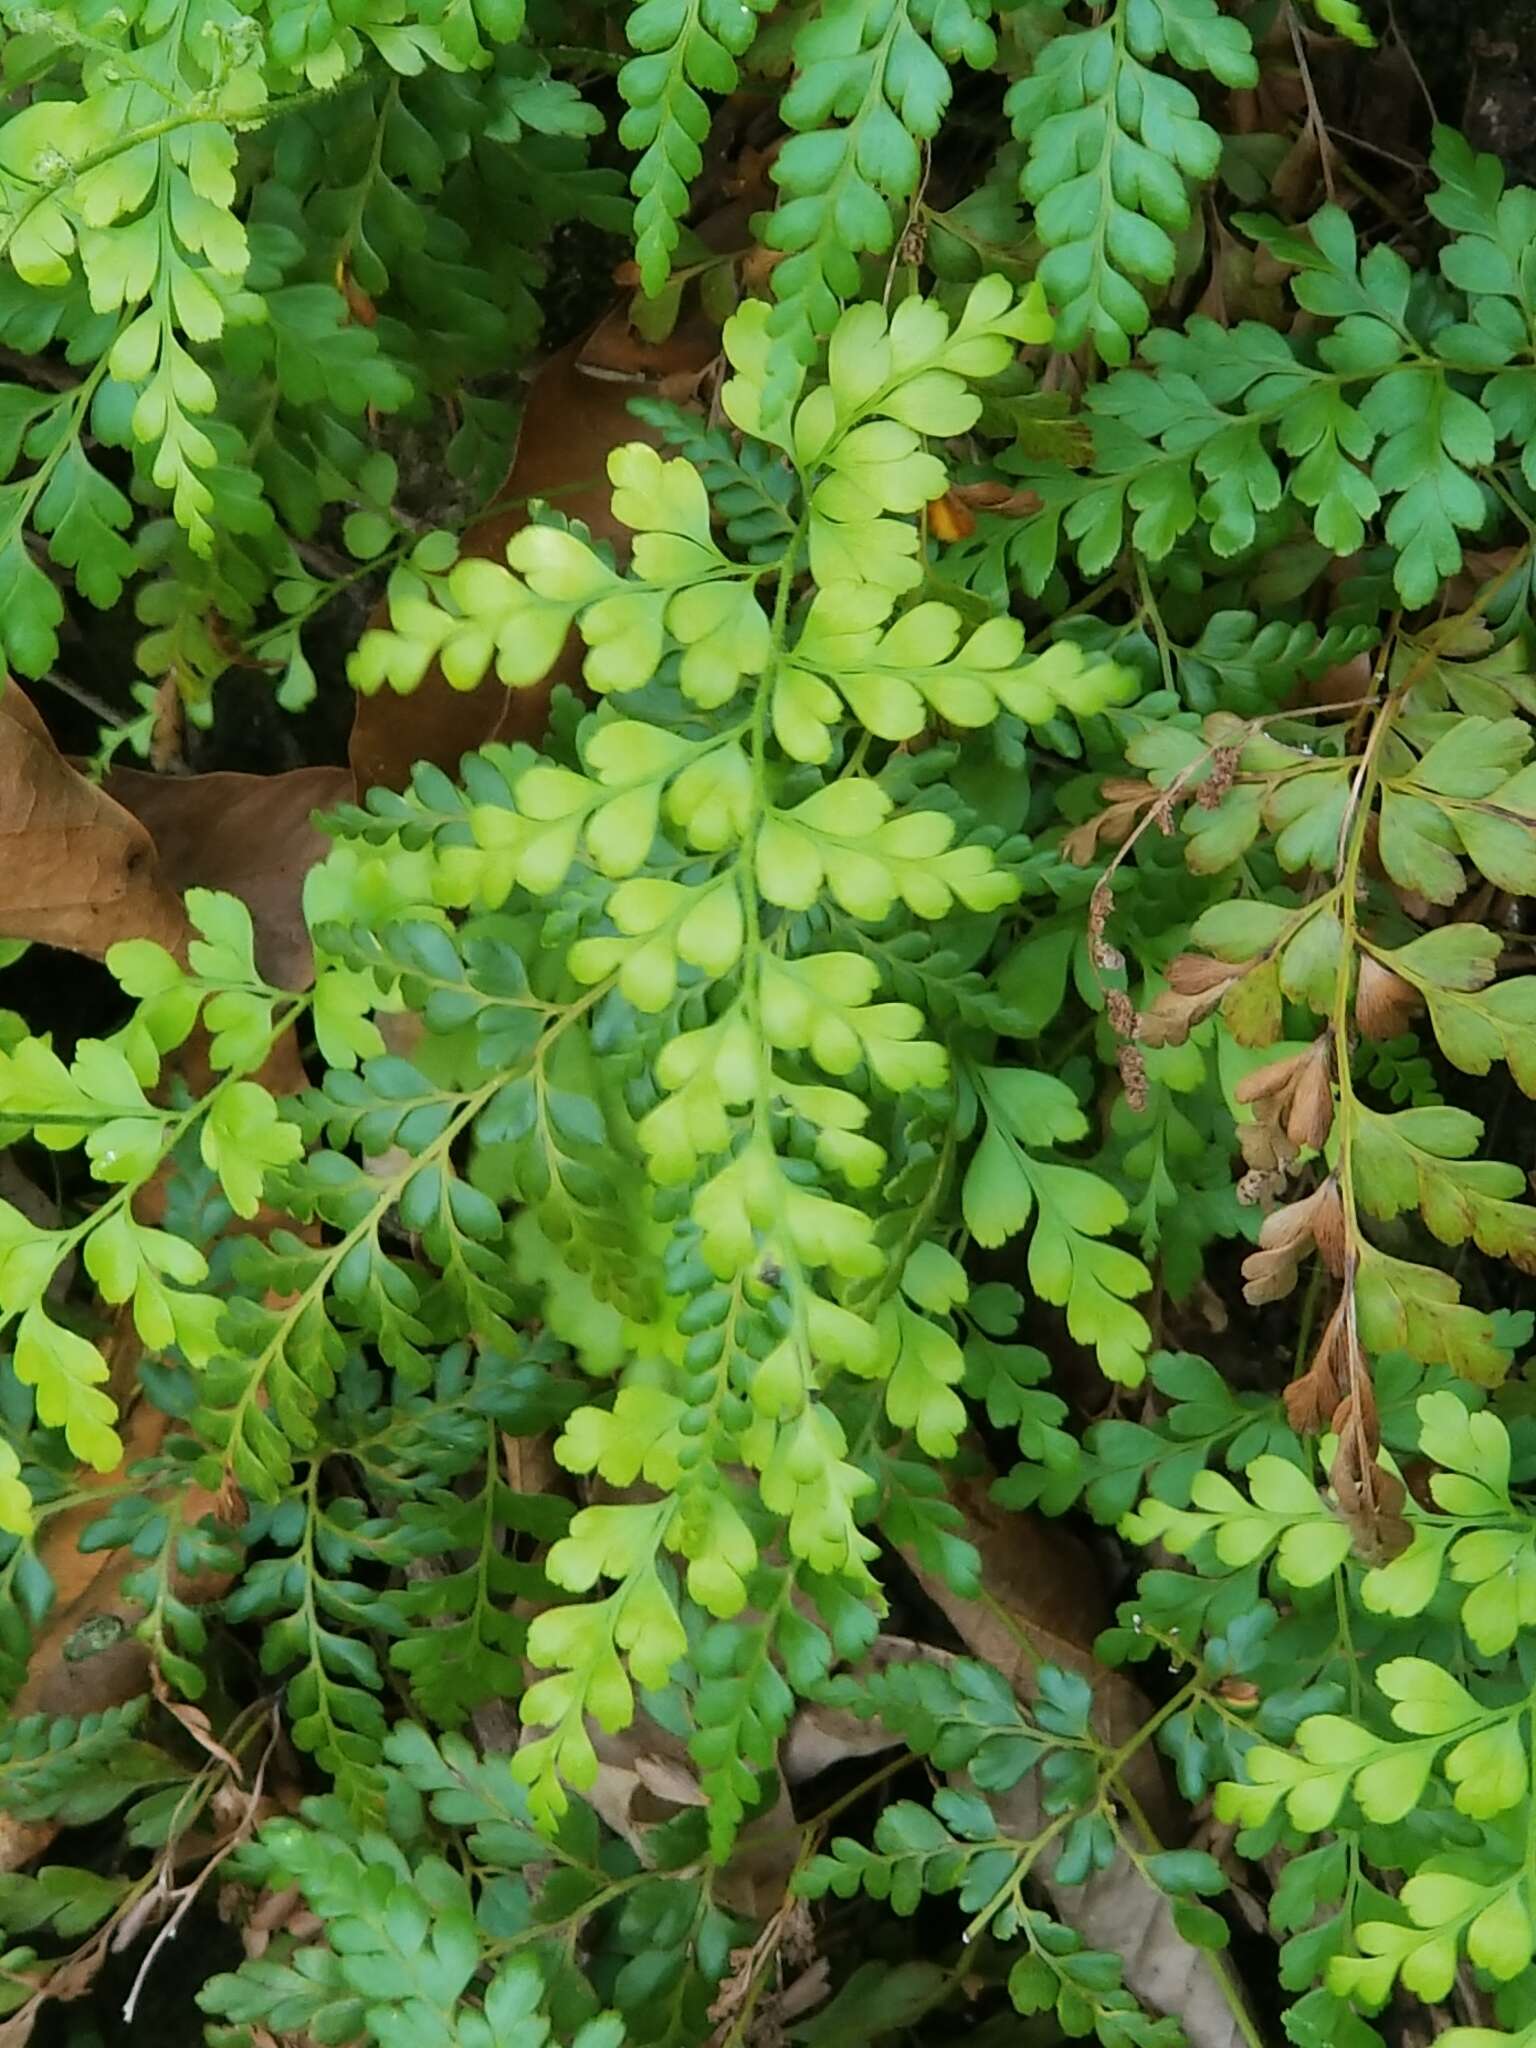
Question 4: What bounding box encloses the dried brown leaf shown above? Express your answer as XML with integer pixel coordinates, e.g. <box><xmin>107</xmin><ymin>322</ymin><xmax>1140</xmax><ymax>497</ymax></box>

<box><xmin>781</xmin><ymin>1634</ymin><xmax>934</xmax><ymax>1785</ymax></box>
<box><xmin>104</xmin><ymin>765</ymin><xmax>350</xmax><ymax>989</ymax></box>
<box><xmin>949</xmin><ymin>480</ymin><xmax>1044</xmax><ymax>519</ymax></box>
<box><xmin>1285</xmin><ymin>1043</ymin><xmax>1335</xmax><ymax>1152</ymax></box>
<box><xmin>0</xmin><ymin>1816</ymin><xmax>55</xmax><ymax>1883</ymax></box>
<box><xmin>1443</xmin><ymin>546</ymin><xmax>1524</xmax><ymax>615</ymax></box>
<box><xmin>1331</xmin><ymin>1388</ymin><xmax>1411</xmax><ymax>1563</ymax></box>
<box><xmin>239</xmin><ymin>1886</ymin><xmax>305</xmax><ymax>1959</ymax></box>
<box><xmin>8</xmin><ymin>1377</ymin><xmax>171</xmax><ymax>1735</ymax></box>
<box><xmin>1234</xmin><ymin>1052</ymin><xmax>1304</xmax><ymax>1105</ymax></box>
<box><xmin>0</xmin><ymin>686</ymin><xmax>188</xmax><ymax>960</ymax></box>
<box><xmin>1100</xmin><ymin>777</ymin><xmax>1158</xmax><ymax>804</ymax></box>
<box><xmin>1284</xmin><ymin>1300</ymin><xmax>1353</xmax><ymax>1433</ymax></box>
<box><xmin>1269</xmin><ymin>124</ymin><xmax>1324</xmax><ymax>217</ymax></box>
<box><xmin>1257</xmin><ymin>1187</ymin><xmax>1326</xmax><ymax>1255</ymax></box>
<box><xmin>1355</xmin><ymin>954</ymin><xmax>1420</xmax><ymax>1041</ymax></box>
<box><xmin>1241</xmin><ymin>1242</ymin><xmax>1305</xmax><ymax>1305</ymax></box>
<box><xmin>1234</xmin><ymin>1042</ymin><xmax>1332</xmax><ymax>1178</ymax></box>
<box><xmin>896</xmin><ymin>1468</ymin><xmax>1178</xmax><ymax>1838</ymax></box>
<box><xmin>340</xmin><ymin>267</ymin><xmax>378</xmax><ymax>328</ymax></box>
<box><xmin>1061</xmin><ymin>802</ymin><xmax>1141</xmax><ymax>866</ymax></box>
<box><xmin>990</xmin><ymin>1766</ymin><xmax>1255</xmax><ymax>2048</ymax></box>
<box><xmin>1139</xmin><ymin>959</ymin><xmax>1240</xmax><ymax>1048</ymax></box>
<box><xmin>348</xmin><ymin>207</ymin><xmax>753</xmax><ymax>795</ymax></box>
<box><xmin>1310</xmin><ymin>1180</ymin><xmax>1348</xmax><ymax>1273</ymax></box>
<box><xmin>1306</xmin><ymin>649</ymin><xmax>1375</xmax><ymax>711</ymax></box>
<box><xmin>349</xmin><ymin>348</ymin><xmax>672</xmax><ymax>791</ymax></box>
<box><xmin>633</xmin><ymin>1753</ymin><xmax>707</xmax><ymax>1807</ymax></box>
<box><xmin>1237</xmin><ymin>1117</ymin><xmax>1298</xmax><ymax>1175</ymax></box>
<box><xmin>525</xmin><ymin>1700</ymin><xmax>796</xmax><ymax>1919</ymax></box>
<box><xmin>1165</xmin><ymin>954</ymin><xmax>1240</xmax><ymax>995</ymax></box>
<box><xmin>925</xmin><ymin>489</ymin><xmax>976</xmax><ymax>542</ymax></box>
<box><xmin>1244</xmin><ymin>1180</ymin><xmax>1344</xmax><ymax>1308</ymax></box>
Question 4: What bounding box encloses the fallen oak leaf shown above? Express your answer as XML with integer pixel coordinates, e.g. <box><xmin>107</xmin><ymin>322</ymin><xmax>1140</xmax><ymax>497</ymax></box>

<box><xmin>8</xmin><ymin>1318</ymin><xmax>170</xmax><ymax>1716</ymax></box>
<box><xmin>0</xmin><ymin>1335</ymin><xmax>239</xmax><ymax>1876</ymax></box>
<box><xmin>348</xmin><ymin>201</ymin><xmax>755</xmax><ymax>796</ymax></box>
<box><xmin>897</xmin><ymin>1467</ymin><xmax>1179</xmax><ymax>1838</ymax></box>
<box><xmin>1441</xmin><ymin>545</ymin><xmax>1525</xmax><ymax>616</ymax></box>
<box><xmin>97</xmin><ymin>767</ymin><xmax>327</xmax><ymax>1236</ymax></box>
<box><xmin>988</xmin><ymin>1763</ymin><xmax>1255</xmax><ymax>2048</ymax></box>
<box><xmin>633</xmin><ymin>1751</ymin><xmax>709</xmax><ymax>1808</ymax></box>
<box><xmin>0</xmin><ymin>686</ymin><xmax>188</xmax><ymax>961</ymax></box>
<box><xmin>781</xmin><ymin>1632</ymin><xmax>938</xmax><ymax>1786</ymax></box>
<box><xmin>783</xmin><ymin>1961</ymin><xmax>950</xmax><ymax>2048</ymax></box>
<box><xmin>8</xmin><ymin>1453</ymin><xmax>235</xmax><ymax>1728</ymax></box>
<box><xmin>1304</xmin><ymin>647</ymin><xmax>1374</xmax><ymax>711</ymax></box>
<box><xmin>0</xmin><ymin>1361</ymin><xmax>168</xmax><ymax>1877</ymax></box>
<box><xmin>538</xmin><ymin>1701</ymin><xmax>800</xmax><ymax>1920</ymax></box>
<box><xmin>102</xmin><ymin>765</ymin><xmax>351</xmax><ymax>990</ymax></box>
<box><xmin>347</xmin><ymin>319</ymin><xmax>677</xmax><ymax>794</ymax></box>
<box><xmin>795</xmin><ymin>1636</ymin><xmax>1256</xmax><ymax>2048</ymax></box>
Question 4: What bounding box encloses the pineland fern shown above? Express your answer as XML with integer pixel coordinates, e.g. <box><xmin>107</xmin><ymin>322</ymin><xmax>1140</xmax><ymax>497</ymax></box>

<box><xmin>322</xmin><ymin>272</ymin><xmax>1139</xmax><ymax>1819</ymax></box>
<box><xmin>5</xmin><ymin>7</ymin><xmax>1536</xmax><ymax>2048</ymax></box>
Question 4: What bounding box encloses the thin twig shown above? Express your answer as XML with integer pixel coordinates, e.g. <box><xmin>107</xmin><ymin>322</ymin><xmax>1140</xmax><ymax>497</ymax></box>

<box><xmin>37</xmin><ymin>669</ymin><xmax>125</xmax><ymax>729</ymax></box>
<box><xmin>0</xmin><ymin>1704</ymin><xmax>276</xmax><ymax>2046</ymax></box>
<box><xmin>1385</xmin><ymin>0</ymin><xmax>1438</xmax><ymax>127</ymax></box>
<box><xmin>120</xmin><ymin>1708</ymin><xmax>281</xmax><ymax>2026</ymax></box>
<box><xmin>1287</xmin><ymin>2</ymin><xmax>1337</xmax><ymax>205</ymax></box>
<box><xmin>1325</xmin><ymin>126</ymin><xmax>1432</xmax><ymax>180</ymax></box>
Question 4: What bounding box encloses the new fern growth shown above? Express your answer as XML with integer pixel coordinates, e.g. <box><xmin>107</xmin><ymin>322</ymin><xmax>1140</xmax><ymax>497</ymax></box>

<box><xmin>0</xmin><ymin>276</ymin><xmax>1141</xmax><ymax>1840</ymax></box>
<box><xmin>344</xmin><ymin>274</ymin><xmax>1137</xmax><ymax>1821</ymax></box>
<box><xmin>9</xmin><ymin>9</ymin><xmax>1536</xmax><ymax>2048</ymax></box>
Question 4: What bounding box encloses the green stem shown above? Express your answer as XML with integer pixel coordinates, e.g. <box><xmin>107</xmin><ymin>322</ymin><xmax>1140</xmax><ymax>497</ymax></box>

<box><xmin>1109</xmin><ymin>1792</ymin><xmax>1267</xmax><ymax>2048</ymax></box>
